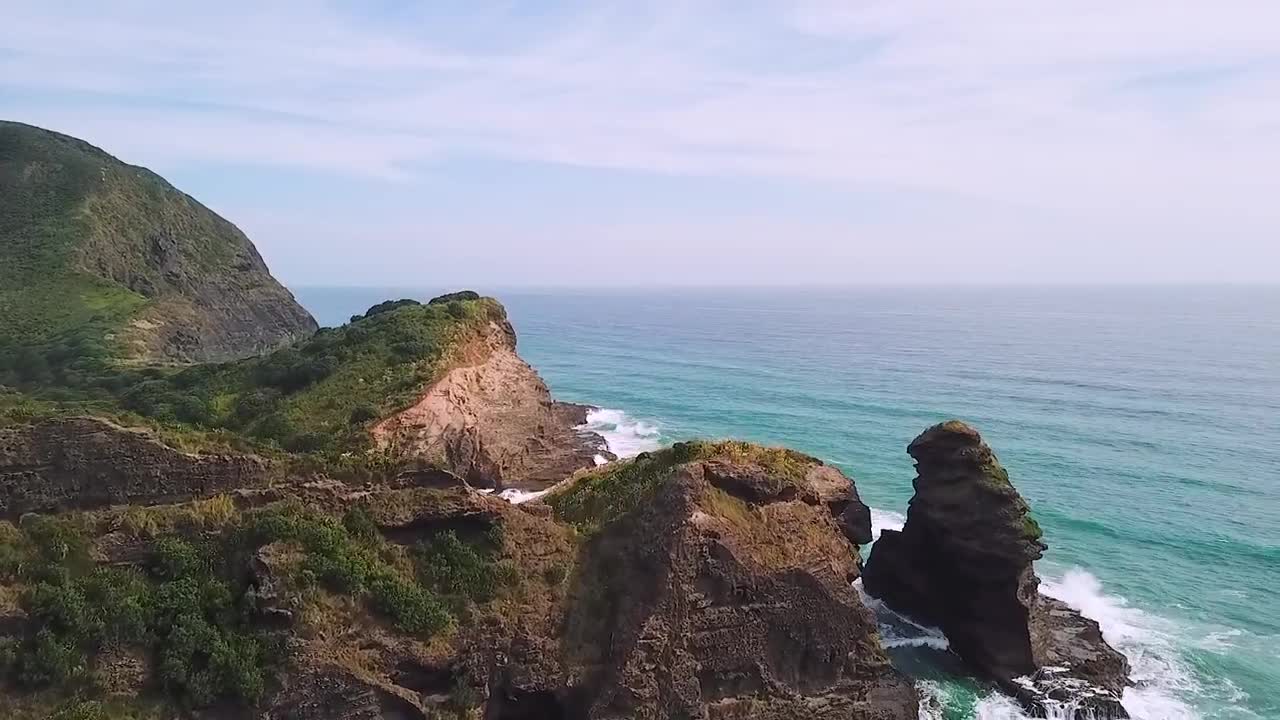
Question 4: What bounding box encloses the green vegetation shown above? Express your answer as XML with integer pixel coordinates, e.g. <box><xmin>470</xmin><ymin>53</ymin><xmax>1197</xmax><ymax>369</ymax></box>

<box><xmin>413</xmin><ymin>527</ymin><xmax>514</xmax><ymax>610</ymax></box>
<box><xmin>1022</xmin><ymin>514</ymin><xmax>1044</xmax><ymax>541</ymax></box>
<box><xmin>0</xmin><ymin>502</ymin><xmax>514</xmax><ymax>709</ymax></box>
<box><xmin>1</xmin><ymin>296</ymin><xmax>505</xmax><ymax>462</ymax></box>
<box><xmin>0</xmin><ymin>515</ymin><xmax>277</xmax><ymax>708</ymax></box>
<box><xmin>547</xmin><ymin>440</ymin><xmax>817</xmax><ymax>533</ymax></box>
<box><xmin>0</xmin><ymin>122</ymin><xmax>149</xmax><ymax>363</ymax></box>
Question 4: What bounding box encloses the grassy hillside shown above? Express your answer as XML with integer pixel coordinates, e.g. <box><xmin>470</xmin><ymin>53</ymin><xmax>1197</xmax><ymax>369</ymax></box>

<box><xmin>0</xmin><ymin>123</ymin><xmax>149</xmax><ymax>370</ymax></box>
<box><xmin>1</xmin><ymin>294</ymin><xmax>504</xmax><ymax>462</ymax></box>
<box><xmin>0</xmin><ymin>121</ymin><xmax>315</xmax><ymax>368</ymax></box>
<box><xmin>0</xmin><ymin>495</ymin><xmax>512</xmax><ymax>717</ymax></box>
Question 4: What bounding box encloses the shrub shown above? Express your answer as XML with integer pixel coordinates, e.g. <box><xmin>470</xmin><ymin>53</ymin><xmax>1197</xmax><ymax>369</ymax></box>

<box><xmin>427</xmin><ymin>291</ymin><xmax>480</xmax><ymax>305</ymax></box>
<box><xmin>18</xmin><ymin>628</ymin><xmax>84</xmax><ymax>687</ymax></box>
<box><xmin>414</xmin><ymin>531</ymin><xmax>500</xmax><ymax>603</ymax></box>
<box><xmin>368</xmin><ymin>571</ymin><xmax>450</xmax><ymax>636</ymax></box>
<box><xmin>342</xmin><ymin>506</ymin><xmax>379</xmax><ymax>541</ymax></box>
<box><xmin>362</xmin><ymin>299</ymin><xmax>421</xmax><ymax>318</ymax></box>
<box><xmin>348</xmin><ymin>404</ymin><xmax>379</xmax><ymax>425</ymax></box>
<box><xmin>233</xmin><ymin>388</ymin><xmax>281</xmax><ymax>425</ymax></box>
<box><xmin>282</xmin><ymin>431</ymin><xmax>327</xmax><ymax>454</ymax></box>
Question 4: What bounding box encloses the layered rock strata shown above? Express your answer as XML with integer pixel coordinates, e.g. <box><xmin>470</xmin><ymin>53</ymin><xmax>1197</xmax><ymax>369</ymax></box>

<box><xmin>0</xmin><ymin>416</ymin><xmax>268</xmax><ymax>516</ymax></box>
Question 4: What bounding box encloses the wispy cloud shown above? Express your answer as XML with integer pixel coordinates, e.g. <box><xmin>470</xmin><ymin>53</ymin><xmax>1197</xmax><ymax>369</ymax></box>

<box><xmin>2</xmin><ymin>1</ymin><xmax>1278</xmax><ymax>284</ymax></box>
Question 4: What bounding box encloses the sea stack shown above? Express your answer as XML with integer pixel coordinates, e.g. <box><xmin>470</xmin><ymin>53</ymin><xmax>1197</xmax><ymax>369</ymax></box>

<box><xmin>862</xmin><ymin>421</ymin><xmax>1131</xmax><ymax>718</ymax></box>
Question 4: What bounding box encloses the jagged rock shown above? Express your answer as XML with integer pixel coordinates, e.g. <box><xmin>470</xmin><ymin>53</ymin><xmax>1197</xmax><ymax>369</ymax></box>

<box><xmin>862</xmin><ymin>421</ymin><xmax>1130</xmax><ymax>718</ymax></box>
<box><xmin>264</xmin><ymin>666</ymin><xmax>431</xmax><ymax>720</ymax></box>
<box><xmin>518</xmin><ymin>449</ymin><xmax>917</xmax><ymax>719</ymax></box>
<box><xmin>371</xmin><ymin>319</ymin><xmax>609</xmax><ymax>488</ymax></box>
<box><xmin>0</xmin><ymin>416</ymin><xmax>269</xmax><ymax>516</ymax></box>
<box><xmin>248</xmin><ymin>542</ymin><xmax>303</xmax><ymax>626</ymax></box>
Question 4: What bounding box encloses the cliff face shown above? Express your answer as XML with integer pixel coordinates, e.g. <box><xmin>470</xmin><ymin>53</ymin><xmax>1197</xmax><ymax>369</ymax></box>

<box><xmin>0</xmin><ymin>120</ymin><xmax>317</xmax><ymax>364</ymax></box>
<box><xmin>372</xmin><ymin>315</ymin><xmax>609</xmax><ymax>489</ymax></box>
<box><xmin>541</xmin><ymin>442</ymin><xmax>915</xmax><ymax>719</ymax></box>
<box><xmin>862</xmin><ymin>421</ymin><xmax>1130</xmax><ymax>718</ymax></box>
<box><xmin>0</xmin><ymin>416</ymin><xmax>268</xmax><ymax>516</ymax></box>
<box><xmin>0</xmin><ymin>445</ymin><xmax>917</xmax><ymax>720</ymax></box>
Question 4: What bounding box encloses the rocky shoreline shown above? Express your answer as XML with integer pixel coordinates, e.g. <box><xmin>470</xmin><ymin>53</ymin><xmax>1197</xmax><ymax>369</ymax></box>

<box><xmin>0</xmin><ymin>123</ymin><xmax>1134</xmax><ymax>719</ymax></box>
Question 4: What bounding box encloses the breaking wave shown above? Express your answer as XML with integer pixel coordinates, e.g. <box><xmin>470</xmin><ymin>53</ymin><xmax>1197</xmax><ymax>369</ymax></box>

<box><xmin>580</xmin><ymin>407</ymin><xmax>662</xmax><ymax>458</ymax></box>
<box><xmin>864</xmin><ymin>517</ymin><xmax>1216</xmax><ymax>720</ymax></box>
<box><xmin>870</xmin><ymin>507</ymin><xmax>906</xmax><ymax>541</ymax></box>
<box><xmin>1040</xmin><ymin>568</ymin><xmax>1206</xmax><ymax>720</ymax></box>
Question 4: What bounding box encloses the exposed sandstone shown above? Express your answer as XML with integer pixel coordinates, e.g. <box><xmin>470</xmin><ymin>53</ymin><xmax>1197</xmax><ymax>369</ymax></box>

<box><xmin>862</xmin><ymin>421</ymin><xmax>1129</xmax><ymax>718</ymax></box>
<box><xmin>372</xmin><ymin>319</ymin><xmax>610</xmax><ymax>489</ymax></box>
<box><xmin>0</xmin><ymin>416</ymin><xmax>269</xmax><ymax>516</ymax></box>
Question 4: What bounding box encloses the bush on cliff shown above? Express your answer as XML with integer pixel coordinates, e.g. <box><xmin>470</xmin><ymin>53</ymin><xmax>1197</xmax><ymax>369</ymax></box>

<box><xmin>547</xmin><ymin>440</ymin><xmax>816</xmax><ymax>533</ymax></box>
<box><xmin>0</xmin><ymin>502</ymin><xmax>512</xmax><ymax>710</ymax></box>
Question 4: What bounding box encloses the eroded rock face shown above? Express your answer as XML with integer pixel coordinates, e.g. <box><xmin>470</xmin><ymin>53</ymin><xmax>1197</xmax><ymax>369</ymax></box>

<box><xmin>372</xmin><ymin>320</ymin><xmax>610</xmax><ymax>489</ymax></box>
<box><xmin>533</xmin><ymin>456</ymin><xmax>915</xmax><ymax>720</ymax></box>
<box><xmin>862</xmin><ymin>421</ymin><xmax>1130</xmax><ymax>718</ymax></box>
<box><xmin>0</xmin><ymin>416</ymin><xmax>269</xmax><ymax>516</ymax></box>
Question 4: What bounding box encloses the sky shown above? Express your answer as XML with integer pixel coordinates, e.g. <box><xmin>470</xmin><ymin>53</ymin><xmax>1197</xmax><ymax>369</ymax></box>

<box><xmin>3</xmin><ymin>1</ymin><xmax>1279</xmax><ymax>287</ymax></box>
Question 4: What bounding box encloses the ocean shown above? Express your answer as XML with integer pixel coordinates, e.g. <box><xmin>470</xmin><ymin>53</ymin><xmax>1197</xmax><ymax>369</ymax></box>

<box><xmin>296</xmin><ymin>286</ymin><xmax>1280</xmax><ymax>720</ymax></box>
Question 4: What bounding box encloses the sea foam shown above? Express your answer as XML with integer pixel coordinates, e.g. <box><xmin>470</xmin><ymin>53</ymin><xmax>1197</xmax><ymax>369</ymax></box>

<box><xmin>868</xmin><ymin>507</ymin><xmax>1211</xmax><ymax>720</ymax></box>
<box><xmin>580</xmin><ymin>407</ymin><xmax>662</xmax><ymax>458</ymax></box>
<box><xmin>1040</xmin><ymin>568</ymin><xmax>1204</xmax><ymax>720</ymax></box>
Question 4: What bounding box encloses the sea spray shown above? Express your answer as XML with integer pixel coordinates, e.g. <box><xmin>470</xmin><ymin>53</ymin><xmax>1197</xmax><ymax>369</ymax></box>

<box><xmin>870</xmin><ymin>507</ymin><xmax>906</xmax><ymax>541</ymax></box>
<box><xmin>579</xmin><ymin>407</ymin><xmax>662</xmax><ymax>458</ymax></box>
<box><xmin>1041</xmin><ymin>569</ymin><xmax>1202</xmax><ymax>720</ymax></box>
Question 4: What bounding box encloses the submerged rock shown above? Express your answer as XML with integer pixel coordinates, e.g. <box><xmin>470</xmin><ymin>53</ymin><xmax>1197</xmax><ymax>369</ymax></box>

<box><xmin>862</xmin><ymin>421</ymin><xmax>1130</xmax><ymax>718</ymax></box>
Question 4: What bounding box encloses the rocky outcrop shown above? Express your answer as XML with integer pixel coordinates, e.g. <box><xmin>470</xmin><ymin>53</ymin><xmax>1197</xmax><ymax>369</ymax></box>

<box><xmin>862</xmin><ymin>421</ymin><xmax>1129</xmax><ymax>718</ymax></box>
<box><xmin>372</xmin><ymin>318</ymin><xmax>610</xmax><ymax>489</ymax></box>
<box><xmin>510</xmin><ymin>446</ymin><xmax>916</xmax><ymax>719</ymax></box>
<box><xmin>0</xmin><ymin>416</ymin><xmax>268</xmax><ymax>516</ymax></box>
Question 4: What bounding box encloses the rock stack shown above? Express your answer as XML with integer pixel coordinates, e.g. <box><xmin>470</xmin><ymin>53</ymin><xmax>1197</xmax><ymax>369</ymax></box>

<box><xmin>863</xmin><ymin>421</ymin><xmax>1131</xmax><ymax>718</ymax></box>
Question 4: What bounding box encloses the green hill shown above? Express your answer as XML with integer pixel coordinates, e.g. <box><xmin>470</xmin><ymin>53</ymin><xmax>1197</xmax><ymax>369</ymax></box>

<box><xmin>0</xmin><ymin>120</ymin><xmax>316</xmax><ymax>373</ymax></box>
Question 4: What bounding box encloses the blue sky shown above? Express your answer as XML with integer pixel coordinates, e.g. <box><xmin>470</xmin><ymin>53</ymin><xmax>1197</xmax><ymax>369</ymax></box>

<box><xmin>3</xmin><ymin>1</ymin><xmax>1279</xmax><ymax>286</ymax></box>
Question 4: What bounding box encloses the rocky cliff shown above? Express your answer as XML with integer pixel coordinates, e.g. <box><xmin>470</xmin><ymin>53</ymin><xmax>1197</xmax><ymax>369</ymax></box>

<box><xmin>542</xmin><ymin>443</ymin><xmax>914</xmax><ymax>719</ymax></box>
<box><xmin>862</xmin><ymin>421</ymin><xmax>1130</xmax><ymax>718</ymax></box>
<box><xmin>0</xmin><ymin>120</ymin><xmax>317</xmax><ymax>364</ymax></box>
<box><xmin>0</xmin><ymin>443</ymin><xmax>917</xmax><ymax>720</ymax></box>
<box><xmin>372</xmin><ymin>308</ymin><xmax>609</xmax><ymax>488</ymax></box>
<box><xmin>0</xmin><ymin>416</ymin><xmax>269</xmax><ymax>517</ymax></box>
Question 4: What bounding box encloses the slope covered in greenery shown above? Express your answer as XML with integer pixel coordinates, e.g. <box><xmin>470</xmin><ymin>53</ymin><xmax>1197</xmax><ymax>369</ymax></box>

<box><xmin>0</xmin><ymin>120</ymin><xmax>315</xmax><ymax>369</ymax></box>
<box><xmin>1</xmin><ymin>295</ymin><xmax>504</xmax><ymax>461</ymax></box>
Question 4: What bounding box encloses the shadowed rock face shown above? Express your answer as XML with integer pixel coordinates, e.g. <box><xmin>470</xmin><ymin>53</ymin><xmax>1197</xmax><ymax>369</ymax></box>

<box><xmin>862</xmin><ymin>421</ymin><xmax>1130</xmax><ymax>719</ymax></box>
<box><xmin>544</xmin><ymin>456</ymin><xmax>915</xmax><ymax>720</ymax></box>
<box><xmin>0</xmin><ymin>416</ymin><xmax>268</xmax><ymax>516</ymax></box>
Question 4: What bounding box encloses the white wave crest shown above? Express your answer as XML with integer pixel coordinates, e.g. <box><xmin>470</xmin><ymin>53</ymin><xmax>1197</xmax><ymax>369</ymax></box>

<box><xmin>870</xmin><ymin>507</ymin><xmax>906</xmax><ymax>541</ymax></box>
<box><xmin>496</xmin><ymin>488</ymin><xmax>549</xmax><ymax>504</ymax></box>
<box><xmin>1040</xmin><ymin>568</ymin><xmax>1204</xmax><ymax>720</ymax></box>
<box><xmin>581</xmin><ymin>407</ymin><xmax>662</xmax><ymax>458</ymax></box>
<box><xmin>855</xmin><ymin>579</ymin><xmax>951</xmax><ymax>651</ymax></box>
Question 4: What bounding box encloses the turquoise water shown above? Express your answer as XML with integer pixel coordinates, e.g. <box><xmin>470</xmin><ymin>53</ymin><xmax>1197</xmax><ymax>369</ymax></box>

<box><xmin>297</xmin><ymin>286</ymin><xmax>1280</xmax><ymax>719</ymax></box>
